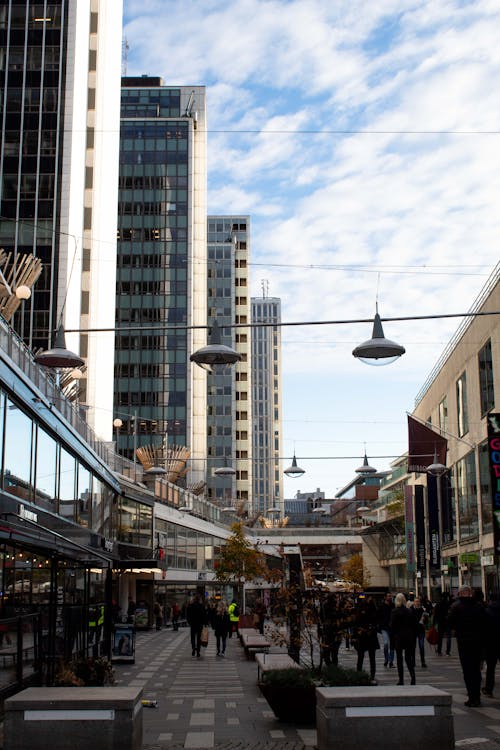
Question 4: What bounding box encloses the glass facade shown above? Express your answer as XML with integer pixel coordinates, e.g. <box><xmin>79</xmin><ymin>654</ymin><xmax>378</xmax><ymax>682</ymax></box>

<box><xmin>0</xmin><ymin>387</ymin><xmax>118</xmax><ymax>532</ymax></box>
<box><xmin>116</xmin><ymin>84</ymin><xmax>190</xmax><ymax>458</ymax></box>
<box><xmin>0</xmin><ymin>1</ymin><xmax>66</xmax><ymax>349</ymax></box>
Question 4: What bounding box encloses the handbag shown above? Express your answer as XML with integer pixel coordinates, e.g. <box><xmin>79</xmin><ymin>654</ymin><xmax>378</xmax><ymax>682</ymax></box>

<box><xmin>200</xmin><ymin>625</ymin><xmax>209</xmax><ymax>647</ymax></box>
<box><xmin>425</xmin><ymin>625</ymin><xmax>438</xmax><ymax>645</ymax></box>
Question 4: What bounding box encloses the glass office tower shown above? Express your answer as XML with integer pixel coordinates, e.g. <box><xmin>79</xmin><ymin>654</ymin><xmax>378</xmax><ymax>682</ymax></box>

<box><xmin>0</xmin><ymin>1</ymin><xmax>122</xmax><ymax>441</ymax></box>
<box><xmin>116</xmin><ymin>79</ymin><xmax>207</xmax><ymax>484</ymax></box>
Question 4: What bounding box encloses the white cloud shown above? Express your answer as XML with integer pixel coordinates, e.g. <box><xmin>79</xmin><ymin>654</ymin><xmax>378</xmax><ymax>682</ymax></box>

<box><xmin>124</xmin><ymin>0</ymin><xmax>500</xmax><ymax>491</ymax></box>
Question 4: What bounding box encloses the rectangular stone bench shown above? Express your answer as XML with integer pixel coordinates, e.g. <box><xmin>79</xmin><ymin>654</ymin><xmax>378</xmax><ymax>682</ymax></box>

<box><xmin>4</xmin><ymin>686</ymin><xmax>143</xmax><ymax>750</ymax></box>
<box><xmin>240</xmin><ymin>632</ymin><xmax>271</xmax><ymax>659</ymax></box>
<box><xmin>255</xmin><ymin>652</ymin><xmax>301</xmax><ymax>681</ymax></box>
<box><xmin>316</xmin><ymin>685</ymin><xmax>454</xmax><ymax>750</ymax></box>
<box><xmin>238</xmin><ymin>628</ymin><xmax>257</xmax><ymax>642</ymax></box>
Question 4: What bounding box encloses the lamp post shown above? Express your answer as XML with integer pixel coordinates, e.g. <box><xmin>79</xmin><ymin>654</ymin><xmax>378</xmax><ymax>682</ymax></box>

<box><xmin>427</xmin><ymin>448</ymin><xmax>448</xmax><ymax>594</ymax></box>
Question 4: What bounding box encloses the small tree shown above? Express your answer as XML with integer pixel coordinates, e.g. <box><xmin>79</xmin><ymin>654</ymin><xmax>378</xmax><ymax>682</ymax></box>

<box><xmin>215</xmin><ymin>522</ymin><xmax>276</xmax><ymax>607</ymax></box>
<box><xmin>340</xmin><ymin>552</ymin><xmax>370</xmax><ymax>589</ymax></box>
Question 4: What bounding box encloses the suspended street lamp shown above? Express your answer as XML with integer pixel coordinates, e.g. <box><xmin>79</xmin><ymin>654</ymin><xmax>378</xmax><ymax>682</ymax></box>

<box><xmin>352</xmin><ymin>306</ymin><xmax>405</xmax><ymax>365</ymax></box>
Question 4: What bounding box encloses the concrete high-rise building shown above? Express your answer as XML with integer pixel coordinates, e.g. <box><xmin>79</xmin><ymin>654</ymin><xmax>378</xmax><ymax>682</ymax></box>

<box><xmin>116</xmin><ymin>78</ymin><xmax>207</xmax><ymax>484</ymax></box>
<box><xmin>206</xmin><ymin>217</ymin><xmax>252</xmax><ymax>513</ymax></box>
<box><xmin>0</xmin><ymin>0</ymin><xmax>122</xmax><ymax>440</ymax></box>
<box><xmin>251</xmin><ymin>294</ymin><xmax>283</xmax><ymax>515</ymax></box>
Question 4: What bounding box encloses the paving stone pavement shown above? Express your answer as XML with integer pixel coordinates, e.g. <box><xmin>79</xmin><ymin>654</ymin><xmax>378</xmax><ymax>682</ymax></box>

<box><xmin>111</xmin><ymin>625</ymin><xmax>500</xmax><ymax>750</ymax></box>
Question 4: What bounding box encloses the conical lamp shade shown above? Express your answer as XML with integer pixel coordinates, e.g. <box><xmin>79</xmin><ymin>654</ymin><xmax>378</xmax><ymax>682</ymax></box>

<box><xmin>34</xmin><ymin>324</ymin><xmax>84</xmax><ymax>368</ymax></box>
<box><xmin>352</xmin><ymin>313</ymin><xmax>405</xmax><ymax>365</ymax></box>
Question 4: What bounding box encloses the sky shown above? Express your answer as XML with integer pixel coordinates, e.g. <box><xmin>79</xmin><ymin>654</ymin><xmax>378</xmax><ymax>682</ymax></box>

<box><xmin>122</xmin><ymin>0</ymin><xmax>500</xmax><ymax>497</ymax></box>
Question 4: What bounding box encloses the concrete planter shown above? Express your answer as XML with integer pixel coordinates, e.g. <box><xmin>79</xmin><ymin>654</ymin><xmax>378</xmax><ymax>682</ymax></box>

<box><xmin>259</xmin><ymin>683</ymin><xmax>316</xmax><ymax>723</ymax></box>
<box><xmin>316</xmin><ymin>685</ymin><xmax>454</xmax><ymax>750</ymax></box>
<box><xmin>4</xmin><ymin>686</ymin><xmax>143</xmax><ymax>750</ymax></box>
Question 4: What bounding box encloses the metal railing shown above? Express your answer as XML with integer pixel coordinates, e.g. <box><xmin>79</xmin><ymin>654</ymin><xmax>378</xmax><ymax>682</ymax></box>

<box><xmin>414</xmin><ymin>261</ymin><xmax>500</xmax><ymax>406</ymax></box>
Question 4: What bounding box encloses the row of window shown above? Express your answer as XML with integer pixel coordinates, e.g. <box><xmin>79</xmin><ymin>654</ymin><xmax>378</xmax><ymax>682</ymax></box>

<box><xmin>0</xmin><ymin>389</ymin><xmax>115</xmax><ymax>536</ymax></box>
<box><xmin>117</xmin><ymin>228</ymin><xmax>187</xmax><ymax>241</ymax></box>
<box><xmin>438</xmin><ymin>339</ymin><xmax>495</xmax><ymax>439</ymax></box>
<box><xmin>0</xmin><ymin>6</ymin><xmax>63</xmax><ymax>29</ymax></box>
<box><xmin>0</xmin><ymin>45</ymin><xmax>60</xmax><ymax>71</ymax></box>
<box><xmin>119</xmin><ymin>175</ymin><xmax>188</xmax><ymax>189</ymax></box>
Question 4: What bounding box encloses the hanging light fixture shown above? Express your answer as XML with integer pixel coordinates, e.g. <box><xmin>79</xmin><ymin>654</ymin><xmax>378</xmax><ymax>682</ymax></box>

<box><xmin>355</xmin><ymin>452</ymin><xmax>377</xmax><ymax>474</ymax></box>
<box><xmin>214</xmin><ymin>457</ymin><xmax>236</xmax><ymax>476</ymax></box>
<box><xmin>352</xmin><ymin>306</ymin><xmax>405</xmax><ymax>365</ymax></box>
<box><xmin>284</xmin><ymin>453</ymin><xmax>305</xmax><ymax>478</ymax></box>
<box><xmin>427</xmin><ymin>447</ymin><xmax>447</xmax><ymax>476</ymax></box>
<box><xmin>190</xmin><ymin>320</ymin><xmax>241</xmax><ymax>370</ymax></box>
<box><xmin>34</xmin><ymin>324</ymin><xmax>84</xmax><ymax>369</ymax></box>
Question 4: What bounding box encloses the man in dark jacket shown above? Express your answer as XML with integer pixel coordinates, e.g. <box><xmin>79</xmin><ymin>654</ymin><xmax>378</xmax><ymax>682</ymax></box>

<box><xmin>483</xmin><ymin>593</ymin><xmax>500</xmax><ymax>697</ymax></box>
<box><xmin>186</xmin><ymin>594</ymin><xmax>207</xmax><ymax>657</ymax></box>
<box><xmin>448</xmin><ymin>584</ymin><xmax>488</xmax><ymax>707</ymax></box>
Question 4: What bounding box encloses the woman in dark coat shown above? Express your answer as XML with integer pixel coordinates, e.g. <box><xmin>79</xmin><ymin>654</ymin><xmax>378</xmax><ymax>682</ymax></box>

<box><xmin>390</xmin><ymin>593</ymin><xmax>418</xmax><ymax>685</ymax></box>
<box><xmin>213</xmin><ymin>601</ymin><xmax>231</xmax><ymax>657</ymax></box>
<box><xmin>352</xmin><ymin>596</ymin><xmax>379</xmax><ymax>684</ymax></box>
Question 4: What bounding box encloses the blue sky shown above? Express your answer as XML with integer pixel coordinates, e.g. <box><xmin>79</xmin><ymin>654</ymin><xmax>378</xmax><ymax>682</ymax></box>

<box><xmin>123</xmin><ymin>0</ymin><xmax>499</xmax><ymax>495</ymax></box>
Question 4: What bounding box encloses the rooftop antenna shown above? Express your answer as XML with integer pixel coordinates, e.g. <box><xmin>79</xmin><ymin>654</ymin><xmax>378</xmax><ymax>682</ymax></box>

<box><xmin>261</xmin><ymin>279</ymin><xmax>269</xmax><ymax>298</ymax></box>
<box><xmin>122</xmin><ymin>38</ymin><xmax>129</xmax><ymax>76</ymax></box>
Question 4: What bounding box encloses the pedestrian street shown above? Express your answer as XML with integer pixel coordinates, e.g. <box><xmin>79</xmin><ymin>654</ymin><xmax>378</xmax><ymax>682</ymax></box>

<box><xmin>110</xmin><ymin>626</ymin><xmax>500</xmax><ymax>750</ymax></box>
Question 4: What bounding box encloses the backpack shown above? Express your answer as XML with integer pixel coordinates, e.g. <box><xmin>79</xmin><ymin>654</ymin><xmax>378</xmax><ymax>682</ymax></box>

<box><xmin>233</xmin><ymin>604</ymin><xmax>239</xmax><ymax>617</ymax></box>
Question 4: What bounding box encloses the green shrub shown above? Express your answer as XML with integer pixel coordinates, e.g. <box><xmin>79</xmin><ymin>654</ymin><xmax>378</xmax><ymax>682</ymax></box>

<box><xmin>262</xmin><ymin>667</ymin><xmax>316</xmax><ymax>688</ymax></box>
<box><xmin>261</xmin><ymin>664</ymin><xmax>371</xmax><ymax>688</ymax></box>
<box><xmin>321</xmin><ymin>664</ymin><xmax>371</xmax><ymax>686</ymax></box>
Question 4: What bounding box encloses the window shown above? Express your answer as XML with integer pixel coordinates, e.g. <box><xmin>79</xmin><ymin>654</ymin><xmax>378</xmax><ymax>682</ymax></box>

<box><xmin>478</xmin><ymin>440</ymin><xmax>492</xmax><ymax>535</ymax></box>
<box><xmin>479</xmin><ymin>339</ymin><xmax>495</xmax><ymax>416</ymax></box>
<box><xmin>456</xmin><ymin>372</ymin><xmax>469</xmax><ymax>437</ymax></box>
<box><xmin>438</xmin><ymin>397</ymin><xmax>447</xmax><ymax>433</ymax></box>
<box><xmin>456</xmin><ymin>452</ymin><xmax>479</xmax><ymax>540</ymax></box>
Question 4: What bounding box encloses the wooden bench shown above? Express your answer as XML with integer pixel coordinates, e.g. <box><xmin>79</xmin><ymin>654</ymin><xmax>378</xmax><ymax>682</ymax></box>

<box><xmin>255</xmin><ymin>652</ymin><xmax>301</xmax><ymax>682</ymax></box>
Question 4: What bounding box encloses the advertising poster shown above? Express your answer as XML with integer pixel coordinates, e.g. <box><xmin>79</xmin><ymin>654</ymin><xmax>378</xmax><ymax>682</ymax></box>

<box><xmin>487</xmin><ymin>413</ymin><xmax>500</xmax><ymax>554</ymax></box>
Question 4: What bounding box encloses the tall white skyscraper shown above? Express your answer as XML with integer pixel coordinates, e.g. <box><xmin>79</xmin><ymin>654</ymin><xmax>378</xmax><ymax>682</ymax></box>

<box><xmin>207</xmin><ymin>217</ymin><xmax>252</xmax><ymax>512</ymax></box>
<box><xmin>251</xmin><ymin>295</ymin><xmax>283</xmax><ymax>515</ymax></box>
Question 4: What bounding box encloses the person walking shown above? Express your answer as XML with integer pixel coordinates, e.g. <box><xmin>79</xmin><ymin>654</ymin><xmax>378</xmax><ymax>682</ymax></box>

<box><xmin>411</xmin><ymin>597</ymin><xmax>428</xmax><ymax>668</ymax></box>
<box><xmin>390</xmin><ymin>593</ymin><xmax>418</xmax><ymax>685</ymax></box>
<box><xmin>352</xmin><ymin>596</ymin><xmax>379</xmax><ymax>684</ymax></box>
<box><xmin>171</xmin><ymin>601</ymin><xmax>181</xmax><ymax>631</ymax></box>
<box><xmin>253</xmin><ymin>600</ymin><xmax>267</xmax><ymax>635</ymax></box>
<box><xmin>153</xmin><ymin>601</ymin><xmax>163</xmax><ymax>631</ymax></box>
<box><xmin>433</xmin><ymin>592</ymin><xmax>452</xmax><ymax>656</ymax></box>
<box><xmin>448</xmin><ymin>584</ymin><xmax>488</xmax><ymax>707</ymax></box>
<box><xmin>319</xmin><ymin>593</ymin><xmax>343</xmax><ymax>666</ymax></box>
<box><xmin>213</xmin><ymin>601</ymin><xmax>231</xmax><ymax>656</ymax></box>
<box><xmin>483</xmin><ymin>592</ymin><xmax>500</xmax><ymax>698</ymax></box>
<box><xmin>186</xmin><ymin>594</ymin><xmax>207</xmax><ymax>657</ymax></box>
<box><xmin>228</xmin><ymin>599</ymin><xmax>240</xmax><ymax>639</ymax></box>
<box><xmin>377</xmin><ymin>593</ymin><xmax>395</xmax><ymax>668</ymax></box>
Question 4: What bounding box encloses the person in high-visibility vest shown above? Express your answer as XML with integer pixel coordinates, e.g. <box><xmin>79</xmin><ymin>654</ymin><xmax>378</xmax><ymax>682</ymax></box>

<box><xmin>89</xmin><ymin>602</ymin><xmax>105</xmax><ymax>654</ymax></box>
<box><xmin>228</xmin><ymin>599</ymin><xmax>240</xmax><ymax>638</ymax></box>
